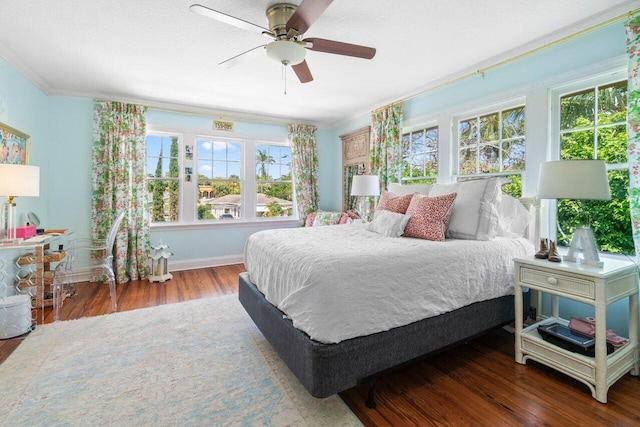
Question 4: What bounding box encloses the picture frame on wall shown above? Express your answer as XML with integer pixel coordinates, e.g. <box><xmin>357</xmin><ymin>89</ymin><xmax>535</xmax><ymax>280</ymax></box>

<box><xmin>0</xmin><ymin>122</ymin><xmax>30</xmax><ymax>165</ymax></box>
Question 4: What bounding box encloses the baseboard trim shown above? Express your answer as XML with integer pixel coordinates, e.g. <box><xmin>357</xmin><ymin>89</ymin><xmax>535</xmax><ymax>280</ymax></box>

<box><xmin>170</xmin><ymin>255</ymin><xmax>244</xmax><ymax>272</ymax></box>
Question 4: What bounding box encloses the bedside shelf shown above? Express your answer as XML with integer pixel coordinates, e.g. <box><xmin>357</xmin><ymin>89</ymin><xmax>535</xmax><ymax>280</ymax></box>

<box><xmin>514</xmin><ymin>257</ymin><xmax>639</xmax><ymax>403</ymax></box>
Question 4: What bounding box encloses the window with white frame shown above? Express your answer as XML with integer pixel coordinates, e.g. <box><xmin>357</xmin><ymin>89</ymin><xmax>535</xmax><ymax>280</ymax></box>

<box><xmin>456</xmin><ymin>105</ymin><xmax>525</xmax><ymax>197</ymax></box>
<box><xmin>196</xmin><ymin>137</ymin><xmax>242</xmax><ymax>220</ymax></box>
<box><xmin>554</xmin><ymin>76</ymin><xmax>631</xmax><ymax>254</ymax></box>
<box><xmin>401</xmin><ymin>126</ymin><xmax>438</xmax><ymax>184</ymax></box>
<box><xmin>255</xmin><ymin>144</ymin><xmax>294</xmax><ymax>218</ymax></box>
<box><xmin>145</xmin><ymin>130</ymin><xmax>296</xmax><ymax>225</ymax></box>
<box><xmin>146</xmin><ymin>133</ymin><xmax>181</xmax><ymax>222</ymax></box>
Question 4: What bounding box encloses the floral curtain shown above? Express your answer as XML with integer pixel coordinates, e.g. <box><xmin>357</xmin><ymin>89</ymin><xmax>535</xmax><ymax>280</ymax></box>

<box><xmin>369</xmin><ymin>103</ymin><xmax>403</xmax><ymax>191</ymax></box>
<box><xmin>288</xmin><ymin>124</ymin><xmax>319</xmax><ymax>219</ymax></box>
<box><xmin>627</xmin><ymin>14</ymin><xmax>640</xmax><ymax>257</ymax></box>
<box><xmin>92</xmin><ymin>100</ymin><xmax>149</xmax><ymax>283</ymax></box>
<box><xmin>343</xmin><ymin>164</ymin><xmax>359</xmax><ymax>211</ymax></box>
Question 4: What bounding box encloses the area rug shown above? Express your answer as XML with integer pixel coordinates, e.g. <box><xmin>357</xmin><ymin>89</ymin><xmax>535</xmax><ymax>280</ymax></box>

<box><xmin>0</xmin><ymin>295</ymin><xmax>362</xmax><ymax>426</ymax></box>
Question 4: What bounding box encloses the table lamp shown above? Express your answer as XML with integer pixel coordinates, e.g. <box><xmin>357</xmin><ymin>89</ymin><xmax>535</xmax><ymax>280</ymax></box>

<box><xmin>0</xmin><ymin>164</ymin><xmax>40</xmax><ymax>243</ymax></box>
<box><xmin>351</xmin><ymin>174</ymin><xmax>380</xmax><ymax>222</ymax></box>
<box><xmin>537</xmin><ymin>160</ymin><xmax>610</xmax><ymax>267</ymax></box>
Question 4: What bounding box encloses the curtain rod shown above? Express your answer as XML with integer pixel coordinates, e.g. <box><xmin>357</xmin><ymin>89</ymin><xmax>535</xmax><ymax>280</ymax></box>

<box><xmin>396</xmin><ymin>8</ymin><xmax>640</xmax><ymax>106</ymax></box>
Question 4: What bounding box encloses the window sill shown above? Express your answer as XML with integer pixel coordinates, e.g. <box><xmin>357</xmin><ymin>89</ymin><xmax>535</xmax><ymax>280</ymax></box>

<box><xmin>150</xmin><ymin>218</ymin><xmax>302</xmax><ymax>232</ymax></box>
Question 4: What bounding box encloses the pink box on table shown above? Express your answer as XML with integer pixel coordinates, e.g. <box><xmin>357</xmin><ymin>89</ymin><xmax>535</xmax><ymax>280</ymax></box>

<box><xmin>15</xmin><ymin>225</ymin><xmax>37</xmax><ymax>239</ymax></box>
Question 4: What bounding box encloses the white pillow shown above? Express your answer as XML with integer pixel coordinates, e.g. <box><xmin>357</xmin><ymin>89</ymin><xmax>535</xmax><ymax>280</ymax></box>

<box><xmin>387</xmin><ymin>182</ymin><xmax>432</xmax><ymax>196</ymax></box>
<box><xmin>367</xmin><ymin>209</ymin><xmax>411</xmax><ymax>237</ymax></box>
<box><xmin>429</xmin><ymin>177</ymin><xmax>506</xmax><ymax>240</ymax></box>
<box><xmin>496</xmin><ymin>194</ymin><xmax>530</xmax><ymax>238</ymax></box>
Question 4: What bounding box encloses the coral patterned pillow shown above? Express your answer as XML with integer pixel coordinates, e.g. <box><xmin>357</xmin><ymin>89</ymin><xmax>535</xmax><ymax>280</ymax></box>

<box><xmin>376</xmin><ymin>191</ymin><xmax>414</xmax><ymax>214</ymax></box>
<box><xmin>345</xmin><ymin>210</ymin><xmax>361</xmax><ymax>220</ymax></box>
<box><xmin>403</xmin><ymin>193</ymin><xmax>457</xmax><ymax>241</ymax></box>
<box><xmin>338</xmin><ymin>212</ymin><xmax>350</xmax><ymax>224</ymax></box>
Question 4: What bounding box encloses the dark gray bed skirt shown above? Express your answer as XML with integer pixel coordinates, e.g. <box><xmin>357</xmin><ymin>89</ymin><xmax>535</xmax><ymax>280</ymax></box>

<box><xmin>238</xmin><ymin>272</ymin><xmax>526</xmax><ymax>398</ymax></box>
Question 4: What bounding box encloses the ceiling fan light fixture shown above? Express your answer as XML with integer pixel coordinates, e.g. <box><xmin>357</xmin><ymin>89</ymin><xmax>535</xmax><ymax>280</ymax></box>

<box><xmin>265</xmin><ymin>40</ymin><xmax>306</xmax><ymax>65</ymax></box>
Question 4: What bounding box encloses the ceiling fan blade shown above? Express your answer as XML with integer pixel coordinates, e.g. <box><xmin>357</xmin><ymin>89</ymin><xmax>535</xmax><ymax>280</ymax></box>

<box><xmin>286</xmin><ymin>0</ymin><xmax>333</xmax><ymax>35</ymax></box>
<box><xmin>190</xmin><ymin>4</ymin><xmax>272</xmax><ymax>35</ymax></box>
<box><xmin>305</xmin><ymin>37</ymin><xmax>376</xmax><ymax>59</ymax></box>
<box><xmin>219</xmin><ymin>45</ymin><xmax>266</xmax><ymax>68</ymax></box>
<box><xmin>292</xmin><ymin>60</ymin><xmax>313</xmax><ymax>83</ymax></box>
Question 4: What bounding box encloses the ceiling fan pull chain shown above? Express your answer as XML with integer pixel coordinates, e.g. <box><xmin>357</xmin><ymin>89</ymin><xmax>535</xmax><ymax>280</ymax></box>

<box><xmin>283</xmin><ymin>62</ymin><xmax>288</xmax><ymax>95</ymax></box>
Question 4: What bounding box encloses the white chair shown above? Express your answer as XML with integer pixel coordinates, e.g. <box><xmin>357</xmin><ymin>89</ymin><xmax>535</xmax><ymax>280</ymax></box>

<box><xmin>53</xmin><ymin>212</ymin><xmax>125</xmax><ymax>321</ymax></box>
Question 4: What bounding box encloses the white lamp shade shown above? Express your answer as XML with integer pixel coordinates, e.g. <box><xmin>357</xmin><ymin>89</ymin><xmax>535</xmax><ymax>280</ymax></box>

<box><xmin>537</xmin><ymin>160</ymin><xmax>610</xmax><ymax>200</ymax></box>
<box><xmin>351</xmin><ymin>174</ymin><xmax>380</xmax><ymax>196</ymax></box>
<box><xmin>0</xmin><ymin>164</ymin><xmax>40</xmax><ymax>198</ymax></box>
<box><xmin>265</xmin><ymin>40</ymin><xmax>306</xmax><ymax>65</ymax></box>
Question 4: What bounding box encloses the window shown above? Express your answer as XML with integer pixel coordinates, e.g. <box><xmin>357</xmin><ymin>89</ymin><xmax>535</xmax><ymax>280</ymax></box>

<box><xmin>556</xmin><ymin>79</ymin><xmax>631</xmax><ymax>254</ymax></box>
<box><xmin>401</xmin><ymin>126</ymin><xmax>438</xmax><ymax>184</ymax></box>
<box><xmin>256</xmin><ymin>144</ymin><xmax>294</xmax><ymax>218</ymax></box>
<box><xmin>196</xmin><ymin>138</ymin><xmax>242</xmax><ymax>220</ymax></box>
<box><xmin>145</xmin><ymin>129</ymin><xmax>296</xmax><ymax>226</ymax></box>
<box><xmin>456</xmin><ymin>105</ymin><xmax>525</xmax><ymax>197</ymax></box>
<box><xmin>146</xmin><ymin>133</ymin><xmax>180</xmax><ymax>222</ymax></box>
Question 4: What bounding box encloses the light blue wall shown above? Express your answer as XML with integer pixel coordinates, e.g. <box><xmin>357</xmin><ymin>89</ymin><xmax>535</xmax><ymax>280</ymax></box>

<box><xmin>0</xmin><ymin>58</ymin><xmax>48</xmax><ymax>225</ymax></box>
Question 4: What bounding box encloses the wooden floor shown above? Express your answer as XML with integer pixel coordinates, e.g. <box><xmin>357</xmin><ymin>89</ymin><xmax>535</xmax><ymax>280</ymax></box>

<box><xmin>2</xmin><ymin>264</ymin><xmax>640</xmax><ymax>426</ymax></box>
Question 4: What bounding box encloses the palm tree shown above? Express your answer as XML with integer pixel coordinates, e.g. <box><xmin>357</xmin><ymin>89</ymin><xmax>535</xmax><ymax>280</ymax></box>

<box><xmin>257</xmin><ymin>149</ymin><xmax>275</xmax><ymax>180</ymax></box>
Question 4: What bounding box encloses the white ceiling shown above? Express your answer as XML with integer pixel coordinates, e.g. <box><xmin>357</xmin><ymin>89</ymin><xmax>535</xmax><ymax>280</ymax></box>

<box><xmin>0</xmin><ymin>0</ymin><xmax>636</xmax><ymax>128</ymax></box>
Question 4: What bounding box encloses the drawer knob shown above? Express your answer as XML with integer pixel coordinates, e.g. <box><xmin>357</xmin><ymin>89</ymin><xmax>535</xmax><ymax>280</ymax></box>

<box><xmin>547</xmin><ymin>277</ymin><xmax>558</xmax><ymax>285</ymax></box>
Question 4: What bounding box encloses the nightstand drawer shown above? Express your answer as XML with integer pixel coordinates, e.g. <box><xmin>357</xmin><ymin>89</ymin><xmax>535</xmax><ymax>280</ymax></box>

<box><xmin>520</xmin><ymin>267</ymin><xmax>595</xmax><ymax>299</ymax></box>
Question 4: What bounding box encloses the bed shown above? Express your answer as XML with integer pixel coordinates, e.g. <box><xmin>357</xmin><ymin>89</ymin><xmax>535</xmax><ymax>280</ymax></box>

<box><xmin>239</xmin><ymin>179</ymin><xmax>538</xmax><ymax>407</ymax></box>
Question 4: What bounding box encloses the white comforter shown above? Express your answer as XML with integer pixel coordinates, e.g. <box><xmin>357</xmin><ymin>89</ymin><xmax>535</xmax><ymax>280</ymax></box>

<box><xmin>244</xmin><ymin>225</ymin><xmax>534</xmax><ymax>344</ymax></box>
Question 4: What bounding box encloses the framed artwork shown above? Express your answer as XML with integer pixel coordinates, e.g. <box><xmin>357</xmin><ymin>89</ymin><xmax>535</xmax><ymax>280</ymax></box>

<box><xmin>0</xmin><ymin>122</ymin><xmax>30</xmax><ymax>165</ymax></box>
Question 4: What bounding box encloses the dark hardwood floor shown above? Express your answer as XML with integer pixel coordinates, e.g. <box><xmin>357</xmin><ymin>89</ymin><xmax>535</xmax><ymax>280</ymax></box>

<box><xmin>2</xmin><ymin>264</ymin><xmax>639</xmax><ymax>426</ymax></box>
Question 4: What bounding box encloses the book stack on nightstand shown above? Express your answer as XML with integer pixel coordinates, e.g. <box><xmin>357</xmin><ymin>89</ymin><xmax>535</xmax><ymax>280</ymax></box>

<box><xmin>513</xmin><ymin>256</ymin><xmax>639</xmax><ymax>403</ymax></box>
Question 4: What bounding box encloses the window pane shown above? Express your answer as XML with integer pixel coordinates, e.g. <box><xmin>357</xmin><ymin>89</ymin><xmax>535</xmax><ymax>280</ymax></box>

<box><xmin>197</xmin><ymin>139</ymin><xmax>213</xmax><ymax>159</ymax></box>
<box><xmin>197</xmin><ymin>138</ymin><xmax>242</xmax><ymax>221</ymax></box>
<box><xmin>146</xmin><ymin>134</ymin><xmax>180</xmax><ymax>223</ymax></box>
<box><xmin>479</xmin><ymin>143</ymin><xmax>500</xmax><ymax>173</ymax></box>
<box><xmin>560</xmin><ymin>130</ymin><xmax>594</xmax><ymax>160</ymax></box>
<box><xmin>502</xmin><ymin>106</ymin><xmax>525</xmax><ymax>138</ymax></box>
<box><xmin>459</xmin><ymin>147</ymin><xmax>476</xmax><ymax>175</ymax></box>
<box><xmin>147</xmin><ymin>178</ymin><xmax>179</xmax><ymax>222</ymax></box>
<box><xmin>459</xmin><ymin>119</ymin><xmax>476</xmax><ymax>146</ymax></box>
<box><xmin>425</xmin><ymin>152</ymin><xmax>438</xmax><ymax>176</ymax></box>
<box><xmin>458</xmin><ymin>106</ymin><xmax>524</xmax><ymax>176</ymax></box>
<box><xmin>256</xmin><ymin>182</ymin><xmax>294</xmax><ymax>217</ymax></box>
<box><xmin>198</xmin><ymin>181</ymin><xmax>242</xmax><ymax>220</ymax></box>
<box><xmin>502</xmin><ymin>138</ymin><xmax>525</xmax><ymax>171</ymax></box>
<box><xmin>425</xmin><ymin>128</ymin><xmax>438</xmax><ymax>150</ymax></box>
<box><xmin>411</xmin><ymin>130</ymin><xmax>425</xmax><ymax>154</ymax></box>
<box><xmin>560</xmin><ymin>88</ymin><xmax>595</xmax><ymax>130</ymax></box>
<box><xmin>479</xmin><ymin>113</ymin><xmax>500</xmax><ymax>142</ymax></box>
<box><xmin>197</xmin><ymin>160</ymin><xmax>213</xmax><ymax>179</ymax></box>
<box><xmin>256</xmin><ymin>144</ymin><xmax>293</xmax><ymax>218</ymax></box>
<box><xmin>597</xmin><ymin>125</ymin><xmax>627</xmax><ymax>164</ymax></box>
<box><xmin>401</xmin><ymin>126</ymin><xmax>438</xmax><ymax>183</ymax></box>
<box><xmin>597</xmin><ymin>81</ymin><xmax>627</xmax><ymax>119</ymax></box>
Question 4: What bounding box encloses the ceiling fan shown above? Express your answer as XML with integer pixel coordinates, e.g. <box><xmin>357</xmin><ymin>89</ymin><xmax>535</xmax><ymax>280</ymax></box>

<box><xmin>190</xmin><ymin>0</ymin><xmax>376</xmax><ymax>84</ymax></box>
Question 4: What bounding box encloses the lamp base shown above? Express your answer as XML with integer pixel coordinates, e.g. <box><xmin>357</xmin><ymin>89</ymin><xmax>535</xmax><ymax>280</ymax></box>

<box><xmin>563</xmin><ymin>227</ymin><xmax>603</xmax><ymax>268</ymax></box>
<box><xmin>357</xmin><ymin>197</ymin><xmax>370</xmax><ymax>223</ymax></box>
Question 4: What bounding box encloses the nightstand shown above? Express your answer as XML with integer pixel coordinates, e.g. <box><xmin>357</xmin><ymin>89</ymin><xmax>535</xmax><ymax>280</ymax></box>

<box><xmin>514</xmin><ymin>256</ymin><xmax>639</xmax><ymax>403</ymax></box>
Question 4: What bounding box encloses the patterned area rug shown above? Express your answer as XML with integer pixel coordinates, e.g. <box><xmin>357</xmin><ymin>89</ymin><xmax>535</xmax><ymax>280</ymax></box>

<box><xmin>0</xmin><ymin>295</ymin><xmax>362</xmax><ymax>426</ymax></box>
